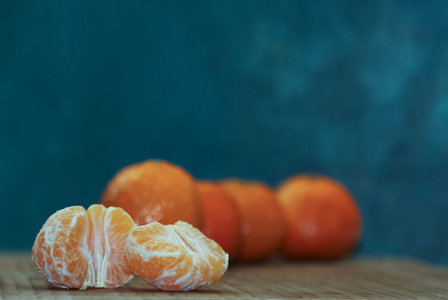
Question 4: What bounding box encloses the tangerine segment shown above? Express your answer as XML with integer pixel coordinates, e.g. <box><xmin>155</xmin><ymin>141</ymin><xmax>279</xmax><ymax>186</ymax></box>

<box><xmin>32</xmin><ymin>204</ymin><xmax>135</xmax><ymax>289</ymax></box>
<box><xmin>101</xmin><ymin>160</ymin><xmax>203</xmax><ymax>229</ymax></box>
<box><xmin>125</xmin><ymin>221</ymin><xmax>228</xmax><ymax>291</ymax></box>
<box><xmin>32</xmin><ymin>206</ymin><xmax>88</xmax><ymax>289</ymax></box>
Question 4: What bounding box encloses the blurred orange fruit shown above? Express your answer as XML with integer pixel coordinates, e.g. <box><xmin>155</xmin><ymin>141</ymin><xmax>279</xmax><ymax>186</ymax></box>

<box><xmin>196</xmin><ymin>180</ymin><xmax>241</xmax><ymax>259</ymax></box>
<box><xmin>277</xmin><ymin>175</ymin><xmax>362</xmax><ymax>260</ymax></box>
<box><xmin>32</xmin><ymin>204</ymin><xmax>135</xmax><ymax>289</ymax></box>
<box><xmin>101</xmin><ymin>160</ymin><xmax>203</xmax><ymax>229</ymax></box>
<box><xmin>125</xmin><ymin>221</ymin><xmax>228</xmax><ymax>291</ymax></box>
<box><xmin>220</xmin><ymin>179</ymin><xmax>285</xmax><ymax>262</ymax></box>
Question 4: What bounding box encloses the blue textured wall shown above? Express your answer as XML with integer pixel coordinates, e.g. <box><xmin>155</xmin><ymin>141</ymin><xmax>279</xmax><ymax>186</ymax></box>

<box><xmin>1</xmin><ymin>0</ymin><xmax>448</xmax><ymax>266</ymax></box>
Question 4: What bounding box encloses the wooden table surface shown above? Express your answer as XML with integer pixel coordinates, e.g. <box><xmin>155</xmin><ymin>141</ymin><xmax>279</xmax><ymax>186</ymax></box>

<box><xmin>2</xmin><ymin>253</ymin><xmax>448</xmax><ymax>299</ymax></box>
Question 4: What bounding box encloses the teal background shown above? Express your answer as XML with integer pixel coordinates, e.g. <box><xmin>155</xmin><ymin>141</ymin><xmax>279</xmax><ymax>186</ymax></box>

<box><xmin>1</xmin><ymin>1</ymin><xmax>448</xmax><ymax>266</ymax></box>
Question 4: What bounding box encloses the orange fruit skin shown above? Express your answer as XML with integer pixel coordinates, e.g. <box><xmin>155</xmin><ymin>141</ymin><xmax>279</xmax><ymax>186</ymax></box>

<box><xmin>101</xmin><ymin>160</ymin><xmax>203</xmax><ymax>229</ymax></box>
<box><xmin>125</xmin><ymin>221</ymin><xmax>228</xmax><ymax>291</ymax></box>
<box><xmin>196</xmin><ymin>181</ymin><xmax>241</xmax><ymax>260</ymax></box>
<box><xmin>32</xmin><ymin>205</ymin><xmax>135</xmax><ymax>289</ymax></box>
<box><xmin>220</xmin><ymin>180</ymin><xmax>285</xmax><ymax>262</ymax></box>
<box><xmin>277</xmin><ymin>175</ymin><xmax>362</xmax><ymax>260</ymax></box>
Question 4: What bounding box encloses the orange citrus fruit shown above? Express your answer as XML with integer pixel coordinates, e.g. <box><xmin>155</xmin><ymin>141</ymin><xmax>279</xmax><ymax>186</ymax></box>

<box><xmin>32</xmin><ymin>204</ymin><xmax>135</xmax><ymax>289</ymax></box>
<box><xmin>196</xmin><ymin>181</ymin><xmax>241</xmax><ymax>259</ymax></box>
<box><xmin>125</xmin><ymin>221</ymin><xmax>228</xmax><ymax>291</ymax></box>
<box><xmin>220</xmin><ymin>179</ymin><xmax>285</xmax><ymax>262</ymax></box>
<box><xmin>277</xmin><ymin>175</ymin><xmax>362</xmax><ymax>260</ymax></box>
<box><xmin>101</xmin><ymin>160</ymin><xmax>203</xmax><ymax>229</ymax></box>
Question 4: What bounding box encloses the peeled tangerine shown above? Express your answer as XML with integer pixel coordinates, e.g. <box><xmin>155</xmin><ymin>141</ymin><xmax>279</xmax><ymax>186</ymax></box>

<box><xmin>125</xmin><ymin>221</ymin><xmax>229</xmax><ymax>291</ymax></box>
<box><xmin>32</xmin><ymin>205</ymin><xmax>135</xmax><ymax>289</ymax></box>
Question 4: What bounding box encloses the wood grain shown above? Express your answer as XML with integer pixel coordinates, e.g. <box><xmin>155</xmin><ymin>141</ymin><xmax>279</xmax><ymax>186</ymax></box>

<box><xmin>2</xmin><ymin>253</ymin><xmax>448</xmax><ymax>299</ymax></box>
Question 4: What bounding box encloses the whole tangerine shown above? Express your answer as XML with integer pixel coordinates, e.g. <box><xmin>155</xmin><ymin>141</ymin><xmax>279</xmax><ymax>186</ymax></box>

<box><xmin>196</xmin><ymin>180</ymin><xmax>241</xmax><ymax>260</ymax></box>
<box><xmin>101</xmin><ymin>160</ymin><xmax>203</xmax><ymax>229</ymax></box>
<box><xmin>277</xmin><ymin>175</ymin><xmax>362</xmax><ymax>260</ymax></box>
<box><xmin>221</xmin><ymin>179</ymin><xmax>285</xmax><ymax>262</ymax></box>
